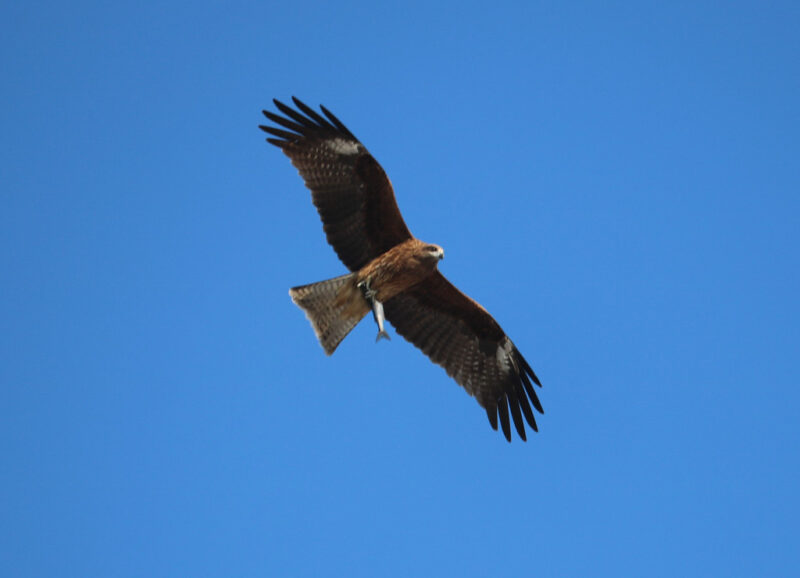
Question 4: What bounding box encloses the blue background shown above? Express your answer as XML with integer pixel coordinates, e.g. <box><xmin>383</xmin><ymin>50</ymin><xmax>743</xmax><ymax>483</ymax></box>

<box><xmin>3</xmin><ymin>1</ymin><xmax>799</xmax><ymax>576</ymax></box>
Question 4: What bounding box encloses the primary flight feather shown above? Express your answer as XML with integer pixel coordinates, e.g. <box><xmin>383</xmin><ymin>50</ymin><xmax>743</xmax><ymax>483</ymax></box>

<box><xmin>260</xmin><ymin>97</ymin><xmax>543</xmax><ymax>441</ymax></box>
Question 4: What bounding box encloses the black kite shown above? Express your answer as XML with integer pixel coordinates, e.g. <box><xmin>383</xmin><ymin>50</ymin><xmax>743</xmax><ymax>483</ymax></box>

<box><xmin>260</xmin><ymin>98</ymin><xmax>543</xmax><ymax>441</ymax></box>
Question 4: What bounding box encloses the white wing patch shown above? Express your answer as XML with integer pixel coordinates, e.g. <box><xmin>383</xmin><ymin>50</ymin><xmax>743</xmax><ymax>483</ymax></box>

<box><xmin>496</xmin><ymin>338</ymin><xmax>514</xmax><ymax>374</ymax></box>
<box><xmin>326</xmin><ymin>138</ymin><xmax>360</xmax><ymax>155</ymax></box>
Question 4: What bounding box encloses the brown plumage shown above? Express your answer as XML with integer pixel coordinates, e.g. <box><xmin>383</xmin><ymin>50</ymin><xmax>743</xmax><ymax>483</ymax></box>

<box><xmin>260</xmin><ymin>97</ymin><xmax>544</xmax><ymax>441</ymax></box>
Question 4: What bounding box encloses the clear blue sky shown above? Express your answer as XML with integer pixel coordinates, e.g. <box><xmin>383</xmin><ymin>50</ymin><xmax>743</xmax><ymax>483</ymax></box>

<box><xmin>2</xmin><ymin>1</ymin><xmax>799</xmax><ymax>576</ymax></box>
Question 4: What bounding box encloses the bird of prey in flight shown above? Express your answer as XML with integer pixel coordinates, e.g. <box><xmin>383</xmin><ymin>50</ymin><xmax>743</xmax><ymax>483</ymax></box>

<box><xmin>260</xmin><ymin>98</ymin><xmax>543</xmax><ymax>441</ymax></box>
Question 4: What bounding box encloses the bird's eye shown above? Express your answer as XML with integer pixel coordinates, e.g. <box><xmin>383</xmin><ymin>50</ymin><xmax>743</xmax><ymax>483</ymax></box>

<box><xmin>426</xmin><ymin>246</ymin><xmax>438</xmax><ymax>252</ymax></box>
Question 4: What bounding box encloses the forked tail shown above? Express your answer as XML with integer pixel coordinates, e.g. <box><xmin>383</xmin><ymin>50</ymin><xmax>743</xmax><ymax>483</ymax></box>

<box><xmin>288</xmin><ymin>273</ymin><xmax>370</xmax><ymax>355</ymax></box>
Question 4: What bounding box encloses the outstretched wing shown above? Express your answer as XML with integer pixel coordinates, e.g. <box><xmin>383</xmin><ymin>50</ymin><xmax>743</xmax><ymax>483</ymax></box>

<box><xmin>383</xmin><ymin>272</ymin><xmax>543</xmax><ymax>442</ymax></box>
<box><xmin>260</xmin><ymin>97</ymin><xmax>413</xmax><ymax>272</ymax></box>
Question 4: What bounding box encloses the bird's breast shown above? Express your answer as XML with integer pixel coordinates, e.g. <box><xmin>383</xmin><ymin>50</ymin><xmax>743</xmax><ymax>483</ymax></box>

<box><xmin>357</xmin><ymin>240</ymin><xmax>437</xmax><ymax>302</ymax></box>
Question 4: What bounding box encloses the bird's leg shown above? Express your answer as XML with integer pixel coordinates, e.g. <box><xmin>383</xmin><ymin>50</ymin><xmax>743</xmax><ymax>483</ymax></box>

<box><xmin>358</xmin><ymin>279</ymin><xmax>390</xmax><ymax>342</ymax></box>
<box><xmin>358</xmin><ymin>278</ymin><xmax>377</xmax><ymax>301</ymax></box>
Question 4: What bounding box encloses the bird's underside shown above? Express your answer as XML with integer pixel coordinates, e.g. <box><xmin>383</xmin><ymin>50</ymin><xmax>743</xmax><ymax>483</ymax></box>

<box><xmin>261</xmin><ymin>97</ymin><xmax>544</xmax><ymax>442</ymax></box>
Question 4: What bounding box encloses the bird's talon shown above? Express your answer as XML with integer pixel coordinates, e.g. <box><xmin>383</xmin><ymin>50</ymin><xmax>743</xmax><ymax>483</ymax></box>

<box><xmin>358</xmin><ymin>280</ymin><xmax>377</xmax><ymax>301</ymax></box>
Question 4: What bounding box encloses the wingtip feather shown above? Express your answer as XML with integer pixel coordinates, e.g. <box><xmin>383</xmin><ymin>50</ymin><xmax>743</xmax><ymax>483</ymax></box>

<box><xmin>486</xmin><ymin>405</ymin><xmax>498</xmax><ymax>431</ymax></box>
<box><xmin>291</xmin><ymin>97</ymin><xmax>334</xmax><ymax>129</ymax></box>
<box><xmin>508</xmin><ymin>395</ymin><xmax>527</xmax><ymax>441</ymax></box>
<box><xmin>514</xmin><ymin>381</ymin><xmax>538</xmax><ymax>431</ymax></box>
<box><xmin>497</xmin><ymin>397</ymin><xmax>512</xmax><ymax>442</ymax></box>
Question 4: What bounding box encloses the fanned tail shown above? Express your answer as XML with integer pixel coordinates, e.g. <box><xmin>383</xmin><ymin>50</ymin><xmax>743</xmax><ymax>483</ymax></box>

<box><xmin>289</xmin><ymin>273</ymin><xmax>370</xmax><ymax>355</ymax></box>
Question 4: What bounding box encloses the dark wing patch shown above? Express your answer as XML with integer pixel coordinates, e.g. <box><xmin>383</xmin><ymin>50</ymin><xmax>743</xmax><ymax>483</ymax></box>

<box><xmin>383</xmin><ymin>272</ymin><xmax>543</xmax><ymax>442</ymax></box>
<box><xmin>260</xmin><ymin>97</ymin><xmax>413</xmax><ymax>271</ymax></box>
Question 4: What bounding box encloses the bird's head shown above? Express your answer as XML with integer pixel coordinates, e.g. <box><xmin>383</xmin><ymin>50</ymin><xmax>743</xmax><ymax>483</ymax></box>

<box><xmin>420</xmin><ymin>243</ymin><xmax>445</xmax><ymax>263</ymax></box>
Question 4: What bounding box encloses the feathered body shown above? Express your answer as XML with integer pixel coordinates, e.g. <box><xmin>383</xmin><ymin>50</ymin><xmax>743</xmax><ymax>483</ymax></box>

<box><xmin>288</xmin><ymin>239</ymin><xmax>444</xmax><ymax>355</ymax></box>
<box><xmin>356</xmin><ymin>239</ymin><xmax>444</xmax><ymax>302</ymax></box>
<box><xmin>261</xmin><ymin>98</ymin><xmax>544</xmax><ymax>442</ymax></box>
